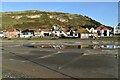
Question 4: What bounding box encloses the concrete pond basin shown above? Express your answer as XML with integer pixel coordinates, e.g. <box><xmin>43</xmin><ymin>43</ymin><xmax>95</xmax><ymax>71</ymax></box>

<box><xmin>1</xmin><ymin>40</ymin><xmax>119</xmax><ymax>79</ymax></box>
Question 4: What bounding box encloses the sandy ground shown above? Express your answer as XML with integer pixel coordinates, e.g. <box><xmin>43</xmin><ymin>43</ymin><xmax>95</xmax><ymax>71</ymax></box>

<box><xmin>1</xmin><ymin>40</ymin><xmax>119</xmax><ymax>79</ymax></box>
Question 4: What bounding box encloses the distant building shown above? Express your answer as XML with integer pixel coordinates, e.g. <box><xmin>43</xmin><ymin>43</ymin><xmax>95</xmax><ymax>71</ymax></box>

<box><xmin>34</xmin><ymin>31</ymin><xmax>41</xmax><ymax>38</ymax></box>
<box><xmin>96</xmin><ymin>25</ymin><xmax>111</xmax><ymax>37</ymax></box>
<box><xmin>52</xmin><ymin>30</ymin><xmax>68</xmax><ymax>37</ymax></box>
<box><xmin>3</xmin><ymin>29</ymin><xmax>20</xmax><ymax>38</ymax></box>
<box><xmin>20</xmin><ymin>29</ymin><xmax>34</xmax><ymax>38</ymax></box>
<box><xmin>86</xmin><ymin>27</ymin><xmax>97</xmax><ymax>33</ymax></box>
<box><xmin>43</xmin><ymin>29</ymin><xmax>51</xmax><ymax>37</ymax></box>
<box><xmin>77</xmin><ymin>28</ymin><xmax>89</xmax><ymax>39</ymax></box>
<box><xmin>114</xmin><ymin>23</ymin><xmax>120</xmax><ymax>35</ymax></box>
<box><xmin>86</xmin><ymin>27</ymin><xmax>98</xmax><ymax>38</ymax></box>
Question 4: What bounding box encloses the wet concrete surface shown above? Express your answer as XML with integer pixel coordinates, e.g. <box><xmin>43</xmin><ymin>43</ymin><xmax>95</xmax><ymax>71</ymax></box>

<box><xmin>1</xmin><ymin>41</ymin><xmax>119</xmax><ymax>79</ymax></box>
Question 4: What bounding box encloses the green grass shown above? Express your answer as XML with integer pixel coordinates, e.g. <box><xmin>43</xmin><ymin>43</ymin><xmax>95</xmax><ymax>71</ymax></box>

<box><xmin>98</xmin><ymin>37</ymin><xmax>119</xmax><ymax>41</ymax></box>
<box><xmin>2</xmin><ymin>37</ymin><xmax>54</xmax><ymax>40</ymax></box>
<box><xmin>2</xmin><ymin>10</ymin><xmax>101</xmax><ymax>30</ymax></box>
<box><xmin>1</xmin><ymin>36</ymin><xmax>119</xmax><ymax>42</ymax></box>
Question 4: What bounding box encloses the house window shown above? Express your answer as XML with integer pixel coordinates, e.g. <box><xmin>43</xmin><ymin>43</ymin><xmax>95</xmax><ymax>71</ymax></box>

<box><xmin>97</xmin><ymin>31</ymin><xmax>101</xmax><ymax>36</ymax></box>
<box><xmin>104</xmin><ymin>30</ymin><xmax>107</xmax><ymax>36</ymax></box>
<box><xmin>23</xmin><ymin>33</ymin><xmax>28</xmax><ymax>35</ymax></box>
<box><xmin>44</xmin><ymin>33</ymin><xmax>49</xmax><ymax>36</ymax></box>
<box><xmin>116</xmin><ymin>30</ymin><xmax>118</xmax><ymax>32</ymax></box>
<box><xmin>60</xmin><ymin>31</ymin><xmax>62</xmax><ymax>33</ymax></box>
<box><xmin>75</xmin><ymin>34</ymin><xmax>77</xmax><ymax>36</ymax></box>
<box><xmin>0</xmin><ymin>32</ymin><xmax>3</xmax><ymax>34</ymax></box>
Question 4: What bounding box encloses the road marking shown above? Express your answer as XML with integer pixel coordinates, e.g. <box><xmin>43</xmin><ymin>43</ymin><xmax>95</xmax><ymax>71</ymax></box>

<box><xmin>21</xmin><ymin>61</ymin><xmax>26</xmax><ymax>63</ymax></box>
<box><xmin>32</xmin><ymin>51</ymin><xmax>62</xmax><ymax>60</ymax></box>
<box><xmin>40</xmin><ymin>51</ymin><xmax>61</xmax><ymax>59</ymax></box>
<box><xmin>9</xmin><ymin>58</ymin><xmax>26</xmax><ymax>63</ymax></box>
<box><xmin>9</xmin><ymin>59</ymin><xmax>14</xmax><ymax>60</ymax></box>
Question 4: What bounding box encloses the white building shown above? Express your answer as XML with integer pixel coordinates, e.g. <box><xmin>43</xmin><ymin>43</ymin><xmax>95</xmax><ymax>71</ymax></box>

<box><xmin>114</xmin><ymin>23</ymin><xmax>120</xmax><ymax>35</ymax></box>
<box><xmin>20</xmin><ymin>29</ymin><xmax>34</xmax><ymax>38</ymax></box>
<box><xmin>52</xmin><ymin>30</ymin><xmax>68</xmax><ymax>37</ymax></box>
<box><xmin>86</xmin><ymin>27</ymin><xmax>97</xmax><ymax>33</ymax></box>
<box><xmin>96</xmin><ymin>25</ymin><xmax>111</xmax><ymax>37</ymax></box>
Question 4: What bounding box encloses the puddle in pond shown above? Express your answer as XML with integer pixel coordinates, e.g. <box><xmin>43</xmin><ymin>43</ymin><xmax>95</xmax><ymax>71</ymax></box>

<box><xmin>23</xmin><ymin>44</ymin><xmax>120</xmax><ymax>49</ymax></box>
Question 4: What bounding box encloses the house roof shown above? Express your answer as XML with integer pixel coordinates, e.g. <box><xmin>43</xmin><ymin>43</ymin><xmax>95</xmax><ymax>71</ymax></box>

<box><xmin>118</xmin><ymin>23</ymin><xmax>120</xmax><ymax>26</ymax></box>
<box><xmin>96</xmin><ymin>25</ymin><xmax>109</xmax><ymax>30</ymax></box>
<box><xmin>77</xmin><ymin>28</ymin><xmax>89</xmax><ymax>33</ymax></box>
<box><xmin>61</xmin><ymin>27</ymin><xmax>68</xmax><ymax>32</ymax></box>
<box><xmin>21</xmin><ymin>29</ymin><xmax>34</xmax><ymax>33</ymax></box>
<box><xmin>4</xmin><ymin>29</ymin><xmax>20</xmax><ymax>32</ymax></box>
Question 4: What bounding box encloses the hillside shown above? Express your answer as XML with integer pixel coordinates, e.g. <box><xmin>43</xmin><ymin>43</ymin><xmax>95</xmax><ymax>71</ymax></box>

<box><xmin>1</xmin><ymin>10</ymin><xmax>102</xmax><ymax>30</ymax></box>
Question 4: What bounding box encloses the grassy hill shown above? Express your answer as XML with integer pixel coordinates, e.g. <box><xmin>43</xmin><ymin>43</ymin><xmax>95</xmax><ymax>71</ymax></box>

<box><xmin>1</xmin><ymin>10</ymin><xmax>102</xmax><ymax>30</ymax></box>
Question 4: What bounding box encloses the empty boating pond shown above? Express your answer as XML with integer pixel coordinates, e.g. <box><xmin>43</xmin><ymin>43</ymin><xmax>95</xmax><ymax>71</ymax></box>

<box><xmin>2</xmin><ymin>41</ymin><xmax>118</xmax><ymax>78</ymax></box>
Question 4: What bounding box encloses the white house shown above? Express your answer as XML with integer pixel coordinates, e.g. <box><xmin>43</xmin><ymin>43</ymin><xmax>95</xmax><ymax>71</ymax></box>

<box><xmin>20</xmin><ymin>29</ymin><xmax>34</xmax><ymax>38</ymax></box>
<box><xmin>66</xmin><ymin>30</ymin><xmax>79</xmax><ymax>38</ymax></box>
<box><xmin>52</xmin><ymin>30</ymin><xmax>68</xmax><ymax>37</ymax></box>
<box><xmin>114</xmin><ymin>23</ymin><xmax>120</xmax><ymax>35</ymax></box>
<box><xmin>86</xmin><ymin>27</ymin><xmax>97</xmax><ymax>33</ymax></box>
<box><xmin>77</xmin><ymin>28</ymin><xmax>90</xmax><ymax>39</ymax></box>
<box><xmin>96</xmin><ymin>25</ymin><xmax>111</xmax><ymax>37</ymax></box>
<box><xmin>86</xmin><ymin>27</ymin><xmax>98</xmax><ymax>38</ymax></box>
<box><xmin>52</xmin><ymin>29</ymin><xmax>79</xmax><ymax>38</ymax></box>
<box><xmin>80</xmin><ymin>33</ymin><xmax>89</xmax><ymax>39</ymax></box>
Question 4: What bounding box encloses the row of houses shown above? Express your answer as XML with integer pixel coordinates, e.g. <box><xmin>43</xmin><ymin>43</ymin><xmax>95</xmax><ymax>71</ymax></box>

<box><xmin>0</xmin><ymin>25</ymin><xmax>118</xmax><ymax>39</ymax></box>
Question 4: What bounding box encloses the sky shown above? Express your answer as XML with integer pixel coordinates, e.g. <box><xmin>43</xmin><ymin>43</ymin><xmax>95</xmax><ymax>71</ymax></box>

<box><xmin>1</xmin><ymin>2</ymin><xmax>118</xmax><ymax>27</ymax></box>
<box><xmin>1</xmin><ymin>0</ymin><xmax>119</xmax><ymax>2</ymax></box>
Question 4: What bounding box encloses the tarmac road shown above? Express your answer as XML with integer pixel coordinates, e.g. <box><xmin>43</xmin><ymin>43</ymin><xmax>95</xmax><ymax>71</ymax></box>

<box><xmin>1</xmin><ymin>40</ymin><xmax>119</xmax><ymax>79</ymax></box>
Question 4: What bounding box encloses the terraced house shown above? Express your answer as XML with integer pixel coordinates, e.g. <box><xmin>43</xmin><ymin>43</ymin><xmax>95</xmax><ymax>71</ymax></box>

<box><xmin>96</xmin><ymin>25</ymin><xmax>112</xmax><ymax>37</ymax></box>
<box><xmin>3</xmin><ymin>29</ymin><xmax>20</xmax><ymax>38</ymax></box>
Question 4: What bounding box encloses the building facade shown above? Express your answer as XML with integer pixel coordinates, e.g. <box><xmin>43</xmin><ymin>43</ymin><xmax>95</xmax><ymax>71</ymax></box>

<box><xmin>96</xmin><ymin>25</ymin><xmax>111</xmax><ymax>37</ymax></box>
<box><xmin>3</xmin><ymin>29</ymin><xmax>20</xmax><ymax>38</ymax></box>
<box><xmin>114</xmin><ymin>23</ymin><xmax>120</xmax><ymax>35</ymax></box>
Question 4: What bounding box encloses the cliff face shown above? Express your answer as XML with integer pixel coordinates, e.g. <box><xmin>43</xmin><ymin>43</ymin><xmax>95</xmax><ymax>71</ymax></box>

<box><xmin>1</xmin><ymin>10</ymin><xmax>102</xmax><ymax>30</ymax></box>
